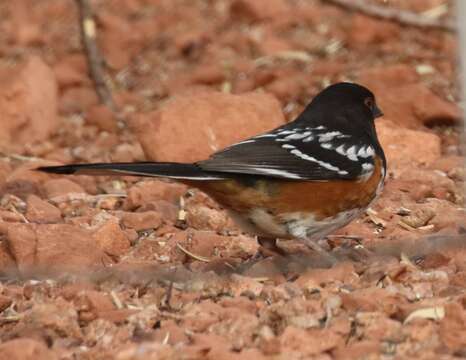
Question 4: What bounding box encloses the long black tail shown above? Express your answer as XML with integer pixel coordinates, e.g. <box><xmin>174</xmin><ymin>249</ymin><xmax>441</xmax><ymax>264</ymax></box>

<box><xmin>37</xmin><ymin>162</ymin><xmax>226</xmax><ymax>180</ymax></box>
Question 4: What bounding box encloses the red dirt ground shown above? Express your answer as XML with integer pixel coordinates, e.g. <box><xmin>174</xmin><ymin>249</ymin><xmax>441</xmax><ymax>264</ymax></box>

<box><xmin>0</xmin><ymin>0</ymin><xmax>465</xmax><ymax>359</ymax></box>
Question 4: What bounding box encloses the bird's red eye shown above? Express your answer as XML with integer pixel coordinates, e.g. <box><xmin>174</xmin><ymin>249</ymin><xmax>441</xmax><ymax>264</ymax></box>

<box><xmin>364</xmin><ymin>97</ymin><xmax>374</xmax><ymax>108</ymax></box>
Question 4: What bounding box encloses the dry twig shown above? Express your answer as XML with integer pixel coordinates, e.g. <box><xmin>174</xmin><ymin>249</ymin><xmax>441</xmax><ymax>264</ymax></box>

<box><xmin>75</xmin><ymin>0</ymin><xmax>119</xmax><ymax>113</ymax></box>
<box><xmin>324</xmin><ymin>0</ymin><xmax>455</xmax><ymax>33</ymax></box>
<box><xmin>176</xmin><ymin>243</ymin><xmax>211</xmax><ymax>263</ymax></box>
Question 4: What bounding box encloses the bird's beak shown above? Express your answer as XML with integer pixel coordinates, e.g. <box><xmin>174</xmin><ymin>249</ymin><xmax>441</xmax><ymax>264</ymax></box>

<box><xmin>373</xmin><ymin>104</ymin><xmax>383</xmax><ymax>118</ymax></box>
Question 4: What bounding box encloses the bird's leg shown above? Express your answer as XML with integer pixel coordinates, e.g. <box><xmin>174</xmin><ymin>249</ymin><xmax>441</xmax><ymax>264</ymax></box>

<box><xmin>300</xmin><ymin>238</ymin><xmax>337</xmax><ymax>266</ymax></box>
<box><xmin>257</xmin><ymin>236</ymin><xmax>288</xmax><ymax>258</ymax></box>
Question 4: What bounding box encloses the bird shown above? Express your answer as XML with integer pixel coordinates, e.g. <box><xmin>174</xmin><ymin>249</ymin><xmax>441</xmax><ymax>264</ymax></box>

<box><xmin>38</xmin><ymin>82</ymin><xmax>386</xmax><ymax>262</ymax></box>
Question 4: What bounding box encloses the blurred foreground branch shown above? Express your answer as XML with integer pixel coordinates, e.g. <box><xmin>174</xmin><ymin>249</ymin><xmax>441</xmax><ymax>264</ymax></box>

<box><xmin>1</xmin><ymin>233</ymin><xmax>464</xmax><ymax>285</ymax></box>
<box><xmin>75</xmin><ymin>0</ymin><xmax>121</xmax><ymax>117</ymax></box>
<box><xmin>325</xmin><ymin>0</ymin><xmax>455</xmax><ymax>33</ymax></box>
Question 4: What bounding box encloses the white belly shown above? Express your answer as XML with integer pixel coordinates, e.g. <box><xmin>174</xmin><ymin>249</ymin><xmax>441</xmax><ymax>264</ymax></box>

<box><xmin>230</xmin><ymin>207</ymin><xmax>363</xmax><ymax>240</ymax></box>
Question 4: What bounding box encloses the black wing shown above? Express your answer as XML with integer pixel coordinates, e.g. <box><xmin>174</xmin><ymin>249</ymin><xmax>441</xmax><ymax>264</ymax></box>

<box><xmin>198</xmin><ymin>124</ymin><xmax>376</xmax><ymax>181</ymax></box>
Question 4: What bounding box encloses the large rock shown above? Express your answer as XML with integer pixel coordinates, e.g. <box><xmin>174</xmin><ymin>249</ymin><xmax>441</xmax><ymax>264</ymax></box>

<box><xmin>3</xmin><ymin>223</ymin><xmax>105</xmax><ymax>275</ymax></box>
<box><xmin>376</xmin><ymin>119</ymin><xmax>442</xmax><ymax>172</ymax></box>
<box><xmin>0</xmin><ymin>57</ymin><xmax>58</xmax><ymax>152</ymax></box>
<box><xmin>91</xmin><ymin>219</ymin><xmax>131</xmax><ymax>257</ymax></box>
<box><xmin>130</xmin><ymin>91</ymin><xmax>285</xmax><ymax>162</ymax></box>
<box><xmin>25</xmin><ymin>194</ymin><xmax>62</xmax><ymax>224</ymax></box>
<box><xmin>359</xmin><ymin>65</ymin><xmax>461</xmax><ymax>128</ymax></box>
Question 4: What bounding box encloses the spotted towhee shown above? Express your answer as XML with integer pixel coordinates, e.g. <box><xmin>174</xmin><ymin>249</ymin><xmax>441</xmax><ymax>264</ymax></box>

<box><xmin>39</xmin><ymin>82</ymin><xmax>386</xmax><ymax>261</ymax></box>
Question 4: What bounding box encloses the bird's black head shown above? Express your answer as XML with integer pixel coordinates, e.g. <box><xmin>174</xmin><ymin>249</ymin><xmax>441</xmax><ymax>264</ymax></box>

<box><xmin>310</xmin><ymin>82</ymin><xmax>383</xmax><ymax>120</ymax></box>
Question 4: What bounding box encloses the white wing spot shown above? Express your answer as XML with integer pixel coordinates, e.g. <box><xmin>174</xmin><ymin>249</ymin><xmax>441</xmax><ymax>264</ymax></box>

<box><xmin>302</xmin><ymin>135</ymin><xmax>315</xmax><ymax>142</ymax></box>
<box><xmin>320</xmin><ymin>143</ymin><xmax>333</xmax><ymax>150</ymax></box>
<box><xmin>290</xmin><ymin>149</ymin><xmax>348</xmax><ymax>175</ymax></box>
<box><xmin>346</xmin><ymin>145</ymin><xmax>358</xmax><ymax>161</ymax></box>
<box><xmin>362</xmin><ymin>163</ymin><xmax>374</xmax><ymax>171</ymax></box>
<box><xmin>358</xmin><ymin>163</ymin><xmax>375</xmax><ymax>182</ymax></box>
<box><xmin>254</xmin><ymin>134</ymin><xmax>277</xmax><ymax>139</ymax></box>
<box><xmin>281</xmin><ymin>144</ymin><xmax>296</xmax><ymax>149</ymax></box>
<box><xmin>236</xmin><ymin>139</ymin><xmax>255</xmax><ymax>145</ymax></box>
<box><xmin>357</xmin><ymin>146</ymin><xmax>375</xmax><ymax>158</ymax></box>
<box><xmin>335</xmin><ymin>144</ymin><xmax>346</xmax><ymax>156</ymax></box>
<box><xmin>284</xmin><ymin>131</ymin><xmax>312</xmax><ymax>140</ymax></box>
<box><xmin>251</xmin><ymin>168</ymin><xmax>302</xmax><ymax>179</ymax></box>
<box><xmin>318</xmin><ymin>131</ymin><xmax>342</xmax><ymax>142</ymax></box>
<box><xmin>275</xmin><ymin>130</ymin><xmax>295</xmax><ymax>136</ymax></box>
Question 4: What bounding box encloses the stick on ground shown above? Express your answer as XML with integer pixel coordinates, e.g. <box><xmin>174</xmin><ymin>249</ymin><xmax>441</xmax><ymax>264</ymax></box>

<box><xmin>325</xmin><ymin>0</ymin><xmax>455</xmax><ymax>33</ymax></box>
<box><xmin>75</xmin><ymin>0</ymin><xmax>119</xmax><ymax>113</ymax></box>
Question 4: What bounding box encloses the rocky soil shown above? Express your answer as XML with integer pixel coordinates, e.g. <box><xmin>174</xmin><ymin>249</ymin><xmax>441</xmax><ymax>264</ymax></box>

<box><xmin>0</xmin><ymin>0</ymin><xmax>465</xmax><ymax>359</ymax></box>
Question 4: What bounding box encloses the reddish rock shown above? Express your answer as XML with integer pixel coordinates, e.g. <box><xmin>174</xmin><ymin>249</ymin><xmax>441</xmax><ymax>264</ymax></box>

<box><xmin>429</xmin><ymin>156</ymin><xmax>464</xmax><ymax>178</ymax></box>
<box><xmin>347</xmin><ymin>15</ymin><xmax>399</xmax><ymax>49</ymax></box>
<box><xmin>0</xmin><ymin>210</ymin><xmax>24</xmax><ymax>223</ymax></box>
<box><xmin>130</xmin><ymin>91</ymin><xmax>285</xmax><ymax>162</ymax></box>
<box><xmin>424</xmin><ymin>198</ymin><xmax>466</xmax><ymax>230</ymax></box>
<box><xmin>184</xmin><ymin>230</ymin><xmax>231</xmax><ymax>259</ymax></box>
<box><xmin>185</xmin><ymin>203</ymin><xmax>231</xmax><ymax>232</ymax></box>
<box><xmin>4</xmin><ymin>223</ymin><xmax>36</xmax><ymax>274</ymax></box>
<box><xmin>358</xmin><ymin>64</ymin><xmax>419</xmax><ymax>89</ymax></box>
<box><xmin>121</xmin><ymin>211</ymin><xmax>163</xmax><ymax>231</ymax></box>
<box><xmin>256</xmin><ymin>34</ymin><xmax>293</xmax><ymax>57</ymax></box>
<box><xmin>411</xmin><ymin>87</ymin><xmax>461</xmax><ymax>127</ymax></box>
<box><xmin>99</xmin><ymin>13</ymin><xmax>144</xmax><ymax>70</ymax></box>
<box><xmin>139</xmin><ymin>200</ymin><xmax>179</xmax><ymax>223</ymax></box>
<box><xmin>362</xmin><ymin>78</ymin><xmax>460</xmax><ymax>129</ymax></box>
<box><xmin>124</xmin><ymin>180</ymin><xmax>187</xmax><ymax>209</ymax></box>
<box><xmin>440</xmin><ymin>303</ymin><xmax>466</xmax><ymax>352</ymax></box>
<box><xmin>0</xmin><ymin>161</ymin><xmax>12</xmax><ymax>188</ymax></box>
<box><xmin>59</xmin><ymin>282</ymin><xmax>97</xmax><ymax>301</ymax></box>
<box><xmin>5</xmin><ymin>161</ymin><xmax>57</xmax><ymax>186</ymax></box>
<box><xmin>333</xmin><ymin>340</ymin><xmax>380</xmax><ymax>359</ymax></box>
<box><xmin>265</xmin><ymin>76</ymin><xmax>306</xmax><ymax>102</ymax></box>
<box><xmin>53</xmin><ymin>54</ymin><xmax>88</xmax><ymax>89</ymax></box>
<box><xmin>5</xmin><ymin>223</ymin><xmax>104</xmax><ymax>274</ymax></box>
<box><xmin>0</xmin><ymin>161</ymin><xmax>57</xmax><ymax>199</ymax></box>
<box><xmin>15</xmin><ymin>23</ymin><xmax>43</xmax><ymax>47</ymax></box>
<box><xmin>189</xmin><ymin>64</ymin><xmax>226</xmax><ymax>85</ymax></box>
<box><xmin>97</xmin><ymin>309</ymin><xmax>139</xmax><ymax>324</ymax></box>
<box><xmin>0</xmin><ymin>241</ymin><xmax>16</xmax><ymax>272</ymax></box>
<box><xmin>229</xmin><ymin>274</ymin><xmax>264</xmax><ymax>297</ymax></box>
<box><xmin>340</xmin><ymin>287</ymin><xmax>398</xmax><ymax>313</ymax></box>
<box><xmin>25</xmin><ymin>195</ymin><xmax>62</xmax><ymax>223</ymax></box>
<box><xmin>0</xmin><ymin>294</ymin><xmax>12</xmax><ymax>312</ymax></box>
<box><xmin>295</xmin><ymin>262</ymin><xmax>358</xmax><ymax>288</ymax></box>
<box><xmin>376</xmin><ymin>119</ymin><xmax>441</xmax><ymax>171</ymax></box>
<box><xmin>92</xmin><ymin>219</ymin><xmax>131</xmax><ymax>257</ymax></box>
<box><xmin>17</xmin><ymin>300</ymin><xmax>82</xmax><ymax>340</ymax></box>
<box><xmin>153</xmin><ymin>319</ymin><xmax>190</xmax><ymax>345</ymax></box>
<box><xmin>85</xmin><ymin>104</ymin><xmax>119</xmax><ymax>133</ymax></box>
<box><xmin>230</xmin><ymin>0</ymin><xmax>291</xmax><ymax>22</ymax></box>
<box><xmin>73</xmin><ymin>290</ymin><xmax>136</xmax><ymax>323</ymax></box>
<box><xmin>59</xmin><ymin>86</ymin><xmax>99</xmax><ymax>115</ymax></box>
<box><xmin>0</xmin><ymin>338</ymin><xmax>58</xmax><ymax>360</ymax></box>
<box><xmin>43</xmin><ymin>178</ymin><xmax>86</xmax><ymax>199</ymax></box>
<box><xmin>0</xmin><ymin>56</ymin><xmax>58</xmax><ymax>152</ymax></box>
<box><xmin>110</xmin><ymin>143</ymin><xmax>146</xmax><ymax>163</ymax></box>
<box><xmin>280</xmin><ymin>327</ymin><xmax>341</xmax><ymax>356</ymax></box>
<box><xmin>311</xmin><ymin>61</ymin><xmax>346</xmax><ymax>79</ymax></box>
<box><xmin>398</xmin><ymin>169</ymin><xmax>456</xmax><ymax>201</ymax></box>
